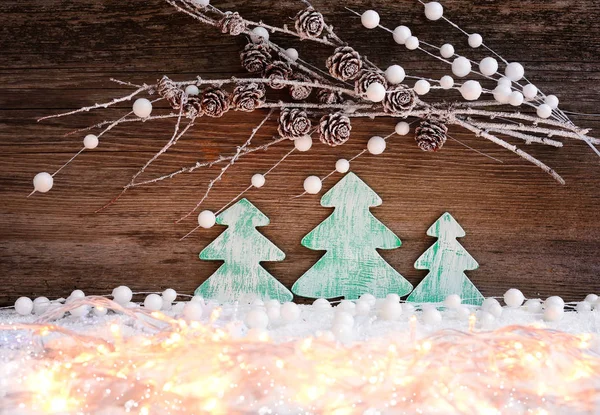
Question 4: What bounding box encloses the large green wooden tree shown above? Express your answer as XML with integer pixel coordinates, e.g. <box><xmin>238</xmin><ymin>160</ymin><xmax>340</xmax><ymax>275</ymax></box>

<box><xmin>407</xmin><ymin>212</ymin><xmax>484</xmax><ymax>305</ymax></box>
<box><xmin>195</xmin><ymin>198</ymin><xmax>293</xmax><ymax>303</ymax></box>
<box><xmin>292</xmin><ymin>172</ymin><xmax>412</xmax><ymax>300</ymax></box>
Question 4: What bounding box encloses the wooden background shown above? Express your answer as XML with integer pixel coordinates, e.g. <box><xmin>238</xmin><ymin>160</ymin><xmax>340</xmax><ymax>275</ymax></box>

<box><xmin>1</xmin><ymin>0</ymin><xmax>599</xmax><ymax>306</ymax></box>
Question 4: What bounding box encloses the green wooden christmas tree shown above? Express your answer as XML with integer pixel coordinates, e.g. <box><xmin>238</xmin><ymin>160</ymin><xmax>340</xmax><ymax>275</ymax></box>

<box><xmin>292</xmin><ymin>172</ymin><xmax>412</xmax><ymax>300</ymax></box>
<box><xmin>407</xmin><ymin>212</ymin><xmax>484</xmax><ymax>306</ymax></box>
<box><xmin>195</xmin><ymin>198</ymin><xmax>293</xmax><ymax>303</ymax></box>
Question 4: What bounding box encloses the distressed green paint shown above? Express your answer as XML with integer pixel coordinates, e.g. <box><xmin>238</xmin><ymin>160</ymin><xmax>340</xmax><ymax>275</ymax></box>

<box><xmin>195</xmin><ymin>198</ymin><xmax>293</xmax><ymax>303</ymax></box>
<box><xmin>292</xmin><ymin>172</ymin><xmax>412</xmax><ymax>300</ymax></box>
<box><xmin>407</xmin><ymin>212</ymin><xmax>484</xmax><ymax>306</ymax></box>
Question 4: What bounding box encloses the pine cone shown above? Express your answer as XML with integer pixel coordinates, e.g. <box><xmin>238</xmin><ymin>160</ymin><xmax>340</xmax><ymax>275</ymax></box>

<box><xmin>240</xmin><ymin>41</ymin><xmax>272</xmax><ymax>74</ymax></box>
<box><xmin>319</xmin><ymin>112</ymin><xmax>352</xmax><ymax>146</ymax></box>
<box><xmin>263</xmin><ymin>60</ymin><xmax>292</xmax><ymax>89</ymax></box>
<box><xmin>157</xmin><ymin>76</ymin><xmax>184</xmax><ymax>110</ymax></box>
<box><xmin>217</xmin><ymin>11</ymin><xmax>246</xmax><ymax>36</ymax></box>
<box><xmin>278</xmin><ymin>108</ymin><xmax>312</xmax><ymax>140</ymax></box>
<box><xmin>201</xmin><ymin>87</ymin><xmax>230</xmax><ymax>117</ymax></box>
<box><xmin>230</xmin><ymin>82</ymin><xmax>266</xmax><ymax>112</ymax></box>
<box><xmin>354</xmin><ymin>70</ymin><xmax>387</xmax><ymax>95</ymax></box>
<box><xmin>294</xmin><ymin>7</ymin><xmax>325</xmax><ymax>38</ymax></box>
<box><xmin>415</xmin><ymin>118</ymin><xmax>448</xmax><ymax>152</ymax></box>
<box><xmin>183</xmin><ymin>96</ymin><xmax>204</xmax><ymax>118</ymax></box>
<box><xmin>326</xmin><ymin>46</ymin><xmax>362</xmax><ymax>81</ymax></box>
<box><xmin>317</xmin><ymin>89</ymin><xmax>343</xmax><ymax>104</ymax></box>
<box><xmin>289</xmin><ymin>73</ymin><xmax>312</xmax><ymax>100</ymax></box>
<box><xmin>382</xmin><ymin>85</ymin><xmax>416</xmax><ymax>114</ymax></box>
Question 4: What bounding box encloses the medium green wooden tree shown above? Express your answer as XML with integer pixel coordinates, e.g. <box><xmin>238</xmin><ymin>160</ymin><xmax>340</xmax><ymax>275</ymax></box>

<box><xmin>195</xmin><ymin>198</ymin><xmax>293</xmax><ymax>303</ymax></box>
<box><xmin>292</xmin><ymin>172</ymin><xmax>412</xmax><ymax>300</ymax></box>
<box><xmin>407</xmin><ymin>212</ymin><xmax>484</xmax><ymax>305</ymax></box>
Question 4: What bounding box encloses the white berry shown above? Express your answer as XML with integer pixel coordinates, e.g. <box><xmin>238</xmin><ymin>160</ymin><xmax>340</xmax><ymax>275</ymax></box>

<box><xmin>70</xmin><ymin>305</ymin><xmax>89</xmax><ymax>317</ymax></box>
<box><xmin>444</xmin><ymin>294</ymin><xmax>461</xmax><ymax>309</ymax></box>
<box><xmin>468</xmin><ymin>33</ymin><xmax>483</xmax><ymax>48</ymax></box>
<box><xmin>284</xmin><ymin>48</ymin><xmax>298</xmax><ymax>62</ymax></box>
<box><xmin>192</xmin><ymin>0</ymin><xmax>209</xmax><ymax>6</ymax></box>
<box><xmin>361</xmin><ymin>10</ymin><xmax>380</xmax><ymax>29</ymax></box>
<box><xmin>424</xmin><ymin>2</ymin><xmax>443</xmax><ymax>20</ymax></box>
<box><xmin>251</xmin><ymin>26</ymin><xmax>269</xmax><ymax>43</ymax></box>
<box><xmin>15</xmin><ymin>297</ymin><xmax>33</xmax><ymax>315</ymax></box>
<box><xmin>545</xmin><ymin>296</ymin><xmax>564</xmax><ymax>308</ymax></box>
<box><xmin>33</xmin><ymin>172</ymin><xmax>54</xmax><ymax>193</ymax></box>
<box><xmin>505</xmin><ymin>62</ymin><xmax>525</xmax><ymax>81</ymax></box>
<box><xmin>422</xmin><ymin>308</ymin><xmax>442</xmax><ymax>325</ymax></box>
<box><xmin>522</xmin><ymin>84</ymin><xmax>538</xmax><ymax>99</ymax></box>
<box><xmin>280</xmin><ymin>302</ymin><xmax>300</xmax><ymax>322</ymax></box>
<box><xmin>524</xmin><ymin>299</ymin><xmax>542</xmax><ymax>313</ymax></box>
<box><xmin>246</xmin><ymin>308</ymin><xmax>269</xmax><ymax>329</ymax></box>
<box><xmin>303</xmin><ymin>176</ymin><xmax>322</xmax><ymax>194</ymax></box>
<box><xmin>133</xmin><ymin>98</ymin><xmax>152</xmax><ymax>118</ymax></box>
<box><xmin>576</xmin><ymin>301</ymin><xmax>592</xmax><ymax>313</ymax></box>
<box><xmin>379</xmin><ymin>300</ymin><xmax>402</xmax><ymax>321</ymax></box>
<box><xmin>585</xmin><ymin>294</ymin><xmax>598</xmax><ymax>303</ymax></box>
<box><xmin>481</xmin><ymin>297</ymin><xmax>500</xmax><ymax>311</ymax></box>
<box><xmin>367</xmin><ymin>136</ymin><xmax>386</xmax><ymax>155</ymax></box>
<box><xmin>543</xmin><ymin>305</ymin><xmax>564</xmax><ymax>322</ymax></box>
<box><xmin>405</xmin><ymin>36</ymin><xmax>419</xmax><ymax>50</ymax></box>
<box><xmin>185</xmin><ymin>85</ymin><xmax>199</xmax><ymax>96</ymax></box>
<box><xmin>198</xmin><ymin>210</ymin><xmax>216</xmax><ymax>228</ymax></box>
<box><xmin>439</xmin><ymin>75</ymin><xmax>454</xmax><ymax>90</ymax></box>
<box><xmin>112</xmin><ymin>286</ymin><xmax>133</xmax><ymax>305</ymax></box>
<box><xmin>536</xmin><ymin>104</ymin><xmax>552</xmax><ymax>119</ymax></box>
<box><xmin>385</xmin><ymin>64</ymin><xmax>406</xmax><ymax>84</ymax></box>
<box><xmin>334</xmin><ymin>311</ymin><xmax>354</xmax><ymax>326</ymax></box>
<box><xmin>93</xmin><ymin>306</ymin><xmax>108</xmax><ymax>317</ymax></box>
<box><xmin>144</xmin><ymin>294</ymin><xmax>163</xmax><ymax>311</ymax></box>
<box><xmin>313</xmin><ymin>298</ymin><xmax>331</xmax><ymax>310</ymax></box>
<box><xmin>460</xmin><ymin>80</ymin><xmax>482</xmax><ymax>101</ymax></box>
<box><xmin>452</xmin><ymin>57</ymin><xmax>472</xmax><ymax>78</ymax></box>
<box><xmin>33</xmin><ymin>297</ymin><xmax>50</xmax><ymax>315</ymax></box>
<box><xmin>366</xmin><ymin>82</ymin><xmax>386</xmax><ymax>102</ymax></box>
<box><xmin>497</xmin><ymin>77</ymin><xmax>512</xmax><ymax>87</ymax></box>
<box><xmin>395</xmin><ymin>121</ymin><xmax>410</xmax><ymax>136</ymax></box>
<box><xmin>440</xmin><ymin>43</ymin><xmax>454</xmax><ymax>59</ymax></box>
<box><xmin>545</xmin><ymin>94</ymin><xmax>559</xmax><ymax>109</ymax></box>
<box><xmin>251</xmin><ymin>173</ymin><xmax>265</xmax><ymax>188</ymax></box>
<box><xmin>335</xmin><ymin>159</ymin><xmax>350</xmax><ymax>173</ymax></box>
<box><xmin>414</xmin><ymin>79</ymin><xmax>431</xmax><ymax>95</ymax></box>
<box><xmin>386</xmin><ymin>293</ymin><xmax>400</xmax><ymax>303</ymax></box>
<box><xmin>488</xmin><ymin>302</ymin><xmax>503</xmax><ymax>318</ymax></box>
<box><xmin>493</xmin><ymin>85</ymin><xmax>512</xmax><ymax>104</ymax></box>
<box><xmin>392</xmin><ymin>26</ymin><xmax>411</xmax><ymax>44</ymax></box>
<box><xmin>162</xmin><ymin>288</ymin><xmax>177</xmax><ymax>304</ymax></box>
<box><xmin>83</xmin><ymin>134</ymin><xmax>99</xmax><ymax>149</ymax></box>
<box><xmin>508</xmin><ymin>91</ymin><xmax>524</xmax><ymax>106</ymax></box>
<box><xmin>69</xmin><ymin>290</ymin><xmax>85</xmax><ymax>301</ymax></box>
<box><xmin>183</xmin><ymin>302</ymin><xmax>203</xmax><ymax>321</ymax></box>
<box><xmin>479</xmin><ymin>57</ymin><xmax>498</xmax><ymax>76</ymax></box>
<box><xmin>294</xmin><ymin>136</ymin><xmax>312</xmax><ymax>152</ymax></box>
<box><xmin>359</xmin><ymin>293</ymin><xmax>377</xmax><ymax>307</ymax></box>
<box><xmin>503</xmin><ymin>288</ymin><xmax>524</xmax><ymax>308</ymax></box>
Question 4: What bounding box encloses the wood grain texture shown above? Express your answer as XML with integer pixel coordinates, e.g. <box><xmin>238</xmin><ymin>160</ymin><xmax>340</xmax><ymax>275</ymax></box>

<box><xmin>1</xmin><ymin>0</ymin><xmax>599</xmax><ymax>306</ymax></box>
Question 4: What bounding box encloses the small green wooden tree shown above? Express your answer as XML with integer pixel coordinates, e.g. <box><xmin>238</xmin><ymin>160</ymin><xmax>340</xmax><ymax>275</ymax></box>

<box><xmin>292</xmin><ymin>172</ymin><xmax>413</xmax><ymax>300</ymax></box>
<box><xmin>195</xmin><ymin>198</ymin><xmax>293</xmax><ymax>303</ymax></box>
<box><xmin>407</xmin><ymin>212</ymin><xmax>484</xmax><ymax>305</ymax></box>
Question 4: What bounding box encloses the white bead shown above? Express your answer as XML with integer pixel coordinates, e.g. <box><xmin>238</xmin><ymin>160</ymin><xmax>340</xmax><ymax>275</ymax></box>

<box><xmin>535</xmin><ymin>104</ymin><xmax>552</xmax><ymax>119</ymax></box>
<box><xmin>505</xmin><ymin>62</ymin><xmax>525</xmax><ymax>81</ymax></box>
<box><xmin>112</xmin><ymin>286</ymin><xmax>133</xmax><ymax>305</ymax></box>
<box><xmin>294</xmin><ymin>135</ymin><xmax>312</xmax><ymax>152</ymax></box>
<box><xmin>33</xmin><ymin>172</ymin><xmax>53</xmax><ymax>193</ymax></box>
<box><xmin>70</xmin><ymin>289</ymin><xmax>85</xmax><ymax>300</ymax></box>
<box><xmin>576</xmin><ymin>301</ymin><xmax>592</xmax><ymax>313</ymax></box>
<box><xmin>522</xmin><ymin>84</ymin><xmax>538</xmax><ymax>99</ymax></box>
<box><xmin>266</xmin><ymin>305</ymin><xmax>280</xmax><ymax>321</ymax></box>
<box><xmin>524</xmin><ymin>298</ymin><xmax>542</xmax><ymax>313</ymax></box>
<box><xmin>477</xmin><ymin>310</ymin><xmax>495</xmax><ymax>327</ymax></box>
<box><xmin>132</xmin><ymin>98</ymin><xmax>152</xmax><ymax>118</ymax></box>
<box><xmin>361</xmin><ymin>10</ymin><xmax>380</xmax><ymax>29</ymax></box>
<box><xmin>456</xmin><ymin>305</ymin><xmax>471</xmax><ymax>320</ymax></box>
<box><xmin>386</xmin><ymin>293</ymin><xmax>400</xmax><ymax>303</ymax></box>
<box><xmin>280</xmin><ymin>302</ymin><xmax>300</xmax><ymax>322</ymax></box>
<box><xmin>503</xmin><ymin>288</ymin><xmax>524</xmax><ymax>308</ymax></box>
<box><xmin>422</xmin><ymin>308</ymin><xmax>442</xmax><ymax>325</ymax></box>
<box><xmin>245</xmin><ymin>308</ymin><xmax>269</xmax><ymax>329</ymax></box>
<box><xmin>359</xmin><ymin>293</ymin><xmax>377</xmax><ymax>307</ymax></box>
<box><xmin>191</xmin><ymin>295</ymin><xmax>205</xmax><ymax>304</ymax></box>
<box><xmin>379</xmin><ymin>300</ymin><xmax>402</xmax><ymax>321</ymax></box>
<box><xmin>335</xmin><ymin>159</ymin><xmax>350</xmax><ymax>174</ymax></box>
<box><xmin>395</xmin><ymin>121</ymin><xmax>410</xmax><ymax>136</ymax></box>
<box><xmin>33</xmin><ymin>297</ymin><xmax>50</xmax><ymax>315</ymax></box>
<box><xmin>468</xmin><ymin>33</ymin><xmax>483</xmax><ymax>48</ymax></box>
<box><xmin>439</xmin><ymin>75</ymin><xmax>454</xmax><ymax>90</ymax></box>
<box><xmin>15</xmin><ymin>297</ymin><xmax>33</xmax><ymax>315</ymax></box>
<box><xmin>93</xmin><ymin>306</ymin><xmax>108</xmax><ymax>317</ymax></box>
<box><xmin>543</xmin><ymin>305</ymin><xmax>564</xmax><ymax>322</ymax></box>
<box><xmin>185</xmin><ymin>85</ymin><xmax>199</xmax><ymax>96</ymax></box>
<box><xmin>183</xmin><ymin>302</ymin><xmax>204</xmax><ymax>321</ymax></box>
<box><xmin>508</xmin><ymin>91</ymin><xmax>524</xmax><ymax>106</ymax></box>
<box><xmin>265</xmin><ymin>299</ymin><xmax>280</xmax><ymax>309</ymax></box>
<box><xmin>70</xmin><ymin>305</ymin><xmax>89</xmax><ymax>317</ymax></box>
<box><xmin>251</xmin><ymin>173</ymin><xmax>266</xmax><ymax>188</ymax></box>
<box><xmin>334</xmin><ymin>311</ymin><xmax>354</xmax><ymax>326</ymax></box>
<box><xmin>367</xmin><ymin>136</ymin><xmax>386</xmax><ymax>155</ymax></box>
<box><xmin>405</xmin><ymin>36</ymin><xmax>419</xmax><ymax>50</ymax></box>
<box><xmin>545</xmin><ymin>94</ymin><xmax>559</xmax><ymax>109</ymax></box>
<box><xmin>481</xmin><ymin>297</ymin><xmax>500</xmax><ymax>311</ymax></box>
<box><xmin>460</xmin><ymin>80</ymin><xmax>482</xmax><ymax>101</ymax></box>
<box><xmin>497</xmin><ymin>77</ymin><xmax>512</xmax><ymax>87</ymax></box>
<box><xmin>162</xmin><ymin>288</ymin><xmax>177</xmax><ymax>304</ymax></box>
<box><xmin>355</xmin><ymin>300</ymin><xmax>371</xmax><ymax>316</ymax></box>
<box><xmin>402</xmin><ymin>302</ymin><xmax>416</xmax><ymax>315</ymax></box>
<box><xmin>545</xmin><ymin>296</ymin><xmax>564</xmax><ymax>308</ymax></box>
<box><xmin>251</xmin><ymin>26</ymin><xmax>269</xmax><ymax>43</ymax></box>
<box><xmin>191</xmin><ymin>0</ymin><xmax>209</xmax><ymax>6</ymax></box>
<box><xmin>384</xmin><ymin>64</ymin><xmax>405</xmax><ymax>84</ymax></box>
<box><xmin>392</xmin><ymin>26</ymin><xmax>411</xmax><ymax>45</ymax></box>
<box><xmin>488</xmin><ymin>302</ymin><xmax>503</xmax><ymax>318</ymax></box>
<box><xmin>479</xmin><ymin>57</ymin><xmax>498</xmax><ymax>76</ymax></box>
<box><xmin>83</xmin><ymin>134</ymin><xmax>99</xmax><ymax>149</ymax></box>
<box><xmin>452</xmin><ymin>57</ymin><xmax>472</xmax><ymax>78</ymax></box>
<box><xmin>172</xmin><ymin>302</ymin><xmax>185</xmax><ymax>313</ymax></box>
<box><xmin>337</xmin><ymin>300</ymin><xmax>356</xmax><ymax>315</ymax></box>
<box><xmin>585</xmin><ymin>294</ymin><xmax>599</xmax><ymax>303</ymax></box>
<box><xmin>313</xmin><ymin>298</ymin><xmax>331</xmax><ymax>310</ymax></box>
<box><xmin>413</xmin><ymin>79</ymin><xmax>431</xmax><ymax>95</ymax></box>
<box><xmin>366</xmin><ymin>82</ymin><xmax>386</xmax><ymax>102</ymax></box>
<box><xmin>303</xmin><ymin>175</ymin><xmax>322</xmax><ymax>194</ymax></box>
<box><xmin>198</xmin><ymin>210</ymin><xmax>216</xmax><ymax>228</ymax></box>
<box><xmin>424</xmin><ymin>2</ymin><xmax>444</xmax><ymax>20</ymax></box>
<box><xmin>284</xmin><ymin>48</ymin><xmax>298</xmax><ymax>62</ymax></box>
<box><xmin>493</xmin><ymin>85</ymin><xmax>512</xmax><ymax>104</ymax></box>
<box><xmin>440</xmin><ymin>43</ymin><xmax>455</xmax><ymax>59</ymax></box>
<box><xmin>144</xmin><ymin>294</ymin><xmax>163</xmax><ymax>311</ymax></box>
<box><xmin>443</xmin><ymin>294</ymin><xmax>461</xmax><ymax>309</ymax></box>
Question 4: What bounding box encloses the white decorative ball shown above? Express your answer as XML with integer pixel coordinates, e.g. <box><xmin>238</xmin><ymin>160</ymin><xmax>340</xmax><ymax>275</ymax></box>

<box><xmin>543</xmin><ymin>305</ymin><xmax>564</xmax><ymax>322</ymax></box>
<box><xmin>576</xmin><ymin>301</ymin><xmax>592</xmax><ymax>313</ymax></box>
<box><xmin>385</xmin><ymin>65</ymin><xmax>406</xmax><ymax>84</ymax></box>
<box><xmin>424</xmin><ymin>2</ymin><xmax>444</xmax><ymax>20</ymax></box>
<box><xmin>266</xmin><ymin>305</ymin><xmax>280</xmax><ymax>321</ymax></box>
<box><xmin>452</xmin><ymin>57</ymin><xmax>472</xmax><ymax>78</ymax></box>
<box><xmin>444</xmin><ymin>294</ymin><xmax>461</xmax><ymax>309</ymax></box>
<box><xmin>334</xmin><ymin>311</ymin><xmax>354</xmax><ymax>326</ymax></box>
<box><xmin>70</xmin><ymin>305</ymin><xmax>89</xmax><ymax>317</ymax></box>
<box><xmin>331</xmin><ymin>323</ymin><xmax>353</xmax><ymax>342</ymax></box>
<box><xmin>183</xmin><ymin>302</ymin><xmax>203</xmax><ymax>321</ymax></box>
<box><xmin>379</xmin><ymin>300</ymin><xmax>403</xmax><ymax>321</ymax></box>
<box><xmin>440</xmin><ymin>43</ymin><xmax>455</xmax><ymax>59</ymax></box>
<box><xmin>284</xmin><ymin>48</ymin><xmax>299</xmax><ymax>62</ymax></box>
<box><xmin>251</xmin><ymin>173</ymin><xmax>266</xmax><ymax>188</ymax></box>
<box><xmin>524</xmin><ymin>298</ymin><xmax>542</xmax><ymax>313</ymax></box>
<box><xmin>395</xmin><ymin>121</ymin><xmax>410</xmax><ymax>136</ymax></box>
<box><xmin>93</xmin><ymin>306</ymin><xmax>108</xmax><ymax>317</ymax></box>
<box><xmin>313</xmin><ymin>298</ymin><xmax>331</xmax><ymax>310</ymax></box>
<box><xmin>192</xmin><ymin>0</ymin><xmax>209</xmax><ymax>6</ymax></box>
<box><xmin>366</xmin><ymin>82</ymin><xmax>386</xmax><ymax>102</ymax></box>
<box><xmin>294</xmin><ymin>135</ymin><xmax>312</xmax><ymax>152</ymax></box>
<box><xmin>280</xmin><ymin>302</ymin><xmax>300</xmax><ymax>322</ymax></box>
<box><xmin>414</xmin><ymin>79</ymin><xmax>431</xmax><ymax>95</ymax></box>
<box><xmin>83</xmin><ymin>134</ymin><xmax>99</xmax><ymax>149</ymax></box>
<box><xmin>456</xmin><ymin>305</ymin><xmax>471</xmax><ymax>320</ymax></box>
<box><xmin>367</xmin><ymin>136</ymin><xmax>386</xmax><ymax>155</ymax></box>
<box><xmin>33</xmin><ymin>172</ymin><xmax>54</xmax><ymax>193</ymax></box>
<box><xmin>15</xmin><ymin>297</ymin><xmax>33</xmax><ymax>316</ymax></box>
<box><xmin>422</xmin><ymin>307</ymin><xmax>442</xmax><ymax>325</ymax></box>
<box><xmin>460</xmin><ymin>80</ymin><xmax>482</xmax><ymax>101</ymax></box>
<box><xmin>191</xmin><ymin>295</ymin><xmax>205</xmax><ymax>304</ymax></box>
<box><xmin>303</xmin><ymin>175</ymin><xmax>322</xmax><ymax>194</ymax></box>
<box><xmin>585</xmin><ymin>294</ymin><xmax>599</xmax><ymax>303</ymax></box>
<box><xmin>405</xmin><ymin>36</ymin><xmax>419</xmax><ymax>50</ymax></box>
<box><xmin>251</xmin><ymin>26</ymin><xmax>270</xmax><ymax>43</ymax></box>
<box><xmin>162</xmin><ymin>288</ymin><xmax>177</xmax><ymax>304</ymax></box>
<box><xmin>265</xmin><ymin>299</ymin><xmax>280</xmax><ymax>309</ymax></box>
<box><xmin>508</xmin><ymin>91</ymin><xmax>524</xmax><ymax>106</ymax></box>
<box><xmin>497</xmin><ymin>77</ymin><xmax>512</xmax><ymax>87</ymax></box>
<box><xmin>439</xmin><ymin>75</ymin><xmax>454</xmax><ymax>90</ymax></box>
<box><xmin>335</xmin><ymin>159</ymin><xmax>350</xmax><ymax>174</ymax></box>
<box><xmin>493</xmin><ymin>85</ymin><xmax>512</xmax><ymax>104</ymax></box>
<box><xmin>505</xmin><ymin>62</ymin><xmax>525</xmax><ymax>81</ymax></box>
<box><xmin>392</xmin><ymin>26</ymin><xmax>411</xmax><ymax>44</ymax></box>
<box><xmin>70</xmin><ymin>289</ymin><xmax>85</xmax><ymax>300</ymax></box>
<box><xmin>468</xmin><ymin>33</ymin><xmax>483</xmax><ymax>48</ymax></box>
<box><xmin>536</xmin><ymin>104</ymin><xmax>552</xmax><ymax>119</ymax></box>
<box><xmin>355</xmin><ymin>300</ymin><xmax>371</xmax><ymax>316</ymax></box>
<box><xmin>522</xmin><ymin>84</ymin><xmax>538</xmax><ymax>99</ymax></box>
<box><xmin>481</xmin><ymin>297</ymin><xmax>500</xmax><ymax>311</ymax></box>
<box><xmin>144</xmin><ymin>294</ymin><xmax>163</xmax><ymax>311</ymax></box>
<box><xmin>112</xmin><ymin>286</ymin><xmax>133</xmax><ymax>305</ymax></box>
<box><xmin>33</xmin><ymin>297</ymin><xmax>50</xmax><ymax>315</ymax></box>
<box><xmin>337</xmin><ymin>300</ymin><xmax>356</xmax><ymax>315</ymax></box>
<box><xmin>545</xmin><ymin>94</ymin><xmax>559</xmax><ymax>109</ymax></box>
<box><xmin>361</xmin><ymin>10</ymin><xmax>380</xmax><ymax>29</ymax></box>
<box><xmin>198</xmin><ymin>210</ymin><xmax>216</xmax><ymax>228</ymax></box>
<box><xmin>503</xmin><ymin>288</ymin><xmax>524</xmax><ymax>308</ymax></box>
<box><xmin>185</xmin><ymin>85</ymin><xmax>199</xmax><ymax>96</ymax></box>
<box><xmin>133</xmin><ymin>98</ymin><xmax>152</xmax><ymax>118</ymax></box>
<box><xmin>488</xmin><ymin>302</ymin><xmax>503</xmax><ymax>318</ymax></box>
<box><xmin>477</xmin><ymin>310</ymin><xmax>495</xmax><ymax>327</ymax></box>
<box><xmin>359</xmin><ymin>293</ymin><xmax>377</xmax><ymax>307</ymax></box>
<box><xmin>479</xmin><ymin>57</ymin><xmax>498</xmax><ymax>76</ymax></box>
<box><xmin>245</xmin><ymin>308</ymin><xmax>269</xmax><ymax>329</ymax></box>
<box><xmin>172</xmin><ymin>302</ymin><xmax>186</xmax><ymax>313</ymax></box>
<box><xmin>545</xmin><ymin>296</ymin><xmax>564</xmax><ymax>309</ymax></box>
<box><xmin>386</xmin><ymin>293</ymin><xmax>400</xmax><ymax>303</ymax></box>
